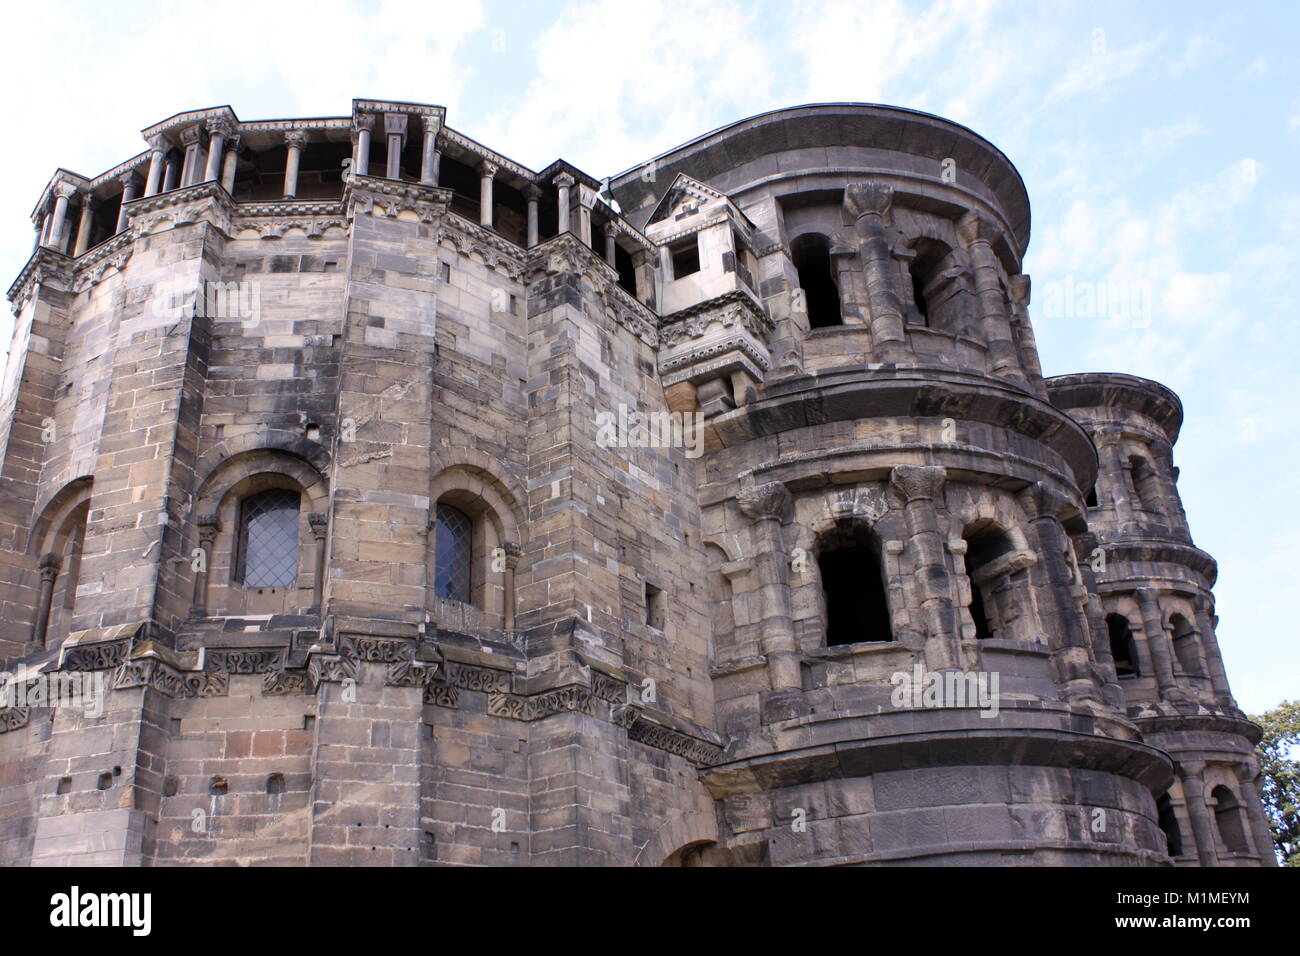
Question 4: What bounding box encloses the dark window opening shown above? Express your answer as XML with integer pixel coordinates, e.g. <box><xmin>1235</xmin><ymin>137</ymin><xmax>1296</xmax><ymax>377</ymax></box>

<box><xmin>670</xmin><ymin>237</ymin><xmax>700</xmax><ymax>278</ymax></box>
<box><xmin>818</xmin><ymin>524</ymin><xmax>892</xmax><ymax>645</ymax></box>
<box><xmin>645</xmin><ymin>582</ymin><xmax>665</xmax><ymax>630</ymax></box>
<box><xmin>237</xmin><ymin>489</ymin><xmax>300</xmax><ymax>588</ymax></box>
<box><xmin>1129</xmin><ymin>454</ymin><xmax>1162</xmax><ymax>513</ymax></box>
<box><xmin>911</xmin><ymin>269</ymin><xmax>930</xmax><ymax>324</ymax></box>
<box><xmin>1211</xmin><ymin>785</ymin><xmax>1251</xmax><ymax>855</ymax></box>
<box><xmin>1107</xmin><ymin>613</ymin><xmax>1139</xmax><ymax>677</ymax></box>
<box><xmin>434</xmin><ymin>502</ymin><xmax>473</xmax><ymax>604</ymax></box>
<box><xmin>1156</xmin><ymin>792</ymin><xmax>1183</xmax><ymax>857</ymax></box>
<box><xmin>790</xmin><ymin>233</ymin><xmax>841</xmax><ymax>328</ymax></box>
<box><xmin>962</xmin><ymin>522</ymin><xmax>1015</xmax><ymax>640</ymax></box>
<box><xmin>1085</xmin><ymin>486</ymin><xmax>1098</xmax><ymax>508</ymax></box>
<box><xmin>614</xmin><ymin>242</ymin><xmax>637</xmax><ymax>296</ymax></box>
<box><xmin>1171</xmin><ymin>614</ymin><xmax>1200</xmax><ymax>675</ymax></box>
<box><xmin>967</xmin><ymin>570</ymin><xmax>994</xmax><ymax>640</ymax></box>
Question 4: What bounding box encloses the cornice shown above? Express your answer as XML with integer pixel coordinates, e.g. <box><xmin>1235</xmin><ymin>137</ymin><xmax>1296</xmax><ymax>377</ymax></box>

<box><xmin>6</xmin><ymin>247</ymin><xmax>73</xmax><ymax>307</ymax></box>
<box><xmin>524</xmin><ymin>232</ymin><xmax>659</xmax><ymax>346</ymax></box>
<box><xmin>438</xmin><ymin>126</ymin><xmax>532</xmax><ymax>181</ymax></box>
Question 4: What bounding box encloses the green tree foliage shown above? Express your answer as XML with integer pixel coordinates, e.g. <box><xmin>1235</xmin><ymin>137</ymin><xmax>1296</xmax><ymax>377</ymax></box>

<box><xmin>1252</xmin><ymin>699</ymin><xmax>1300</xmax><ymax>866</ymax></box>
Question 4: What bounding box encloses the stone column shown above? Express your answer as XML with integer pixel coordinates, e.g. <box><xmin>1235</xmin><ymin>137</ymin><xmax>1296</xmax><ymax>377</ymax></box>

<box><xmin>190</xmin><ymin>515</ymin><xmax>219</xmax><ymax>617</ymax></box>
<box><xmin>204</xmin><ymin>119</ymin><xmax>231</xmax><ymax>183</ymax></box>
<box><xmin>1234</xmin><ymin>761</ymin><xmax>1278</xmax><ymax>866</ymax></box>
<box><xmin>1178</xmin><ymin>761</ymin><xmax>1220</xmax><ymax>866</ymax></box>
<box><xmin>502</xmin><ymin>542</ymin><xmax>521</xmax><ymax>630</ymax></box>
<box><xmin>114</xmin><ymin>174</ymin><xmax>138</xmax><ymax>234</ymax></box>
<box><xmin>419</xmin><ymin>121</ymin><xmax>439</xmax><ymax>184</ymax></box>
<box><xmin>525</xmin><ymin>184</ymin><xmax>541</xmax><ymax>246</ymax></box>
<box><xmin>476</xmin><ymin>160</ymin><xmax>498</xmax><ymax>228</ymax></box>
<box><xmin>72</xmin><ymin>196</ymin><xmax>94</xmax><ymax>257</ymax></box>
<box><xmin>1073</xmin><ymin>531</ymin><xmax>1121</xmax><ymax>682</ymax></box>
<box><xmin>958</xmin><ymin>211</ymin><xmax>1025</xmax><ymax>385</ymax></box>
<box><xmin>179</xmin><ymin>125</ymin><xmax>203</xmax><ymax>187</ymax></box>
<box><xmin>1193</xmin><ymin>594</ymin><xmax>1234</xmax><ymax>706</ymax></box>
<box><xmin>29</xmin><ymin>553</ymin><xmax>60</xmax><ymax>648</ymax></box>
<box><xmin>889</xmin><ymin>465</ymin><xmax>960</xmax><ymax>667</ymax></box>
<box><xmin>46</xmin><ymin>183</ymin><xmax>75</xmax><ymax>252</ymax></box>
<box><xmin>1137</xmin><ymin>588</ymin><xmax>1181</xmax><ymax>700</ymax></box>
<box><xmin>309</xmin><ymin>512</ymin><xmax>328</xmax><ymax>612</ymax></box>
<box><xmin>143</xmin><ymin>135</ymin><xmax>166</xmax><ymax>197</ymax></box>
<box><xmin>384</xmin><ymin>113</ymin><xmax>407</xmax><ymax>180</ymax></box>
<box><xmin>283</xmin><ymin>130</ymin><xmax>306</xmax><ymax>199</ymax></box>
<box><xmin>831</xmin><ymin>240</ymin><xmax>869</xmax><ymax>326</ymax></box>
<box><xmin>221</xmin><ymin>136</ymin><xmax>240</xmax><ymax>193</ymax></box>
<box><xmin>353</xmin><ymin>114</ymin><xmax>374</xmax><ymax>177</ymax></box>
<box><xmin>1019</xmin><ymin>482</ymin><xmax>1094</xmax><ymax>694</ymax></box>
<box><xmin>162</xmin><ymin>156</ymin><xmax>179</xmax><ymax>193</ymax></box>
<box><xmin>844</xmin><ymin>183</ymin><xmax>908</xmax><ymax>364</ymax></box>
<box><xmin>554</xmin><ymin>173</ymin><xmax>574</xmax><ymax>235</ymax></box>
<box><xmin>632</xmin><ymin>249</ymin><xmax>656</xmax><ymax>309</ymax></box>
<box><xmin>1009</xmin><ymin>275</ymin><xmax>1049</xmax><ymax>398</ymax></box>
<box><xmin>575</xmin><ymin>185</ymin><xmax>594</xmax><ymax>246</ymax></box>
<box><xmin>603</xmin><ymin>221</ymin><xmax>618</xmax><ymax>267</ymax></box>
<box><xmin>737</xmin><ymin>482</ymin><xmax>800</xmax><ymax>693</ymax></box>
<box><xmin>1097</xmin><ymin>434</ymin><xmax>1137</xmax><ymax>529</ymax></box>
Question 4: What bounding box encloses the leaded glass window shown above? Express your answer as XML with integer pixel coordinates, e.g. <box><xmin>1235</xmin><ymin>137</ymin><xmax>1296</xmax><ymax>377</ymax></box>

<box><xmin>237</xmin><ymin>489</ymin><xmax>301</xmax><ymax>587</ymax></box>
<box><xmin>434</xmin><ymin>503</ymin><xmax>473</xmax><ymax>603</ymax></box>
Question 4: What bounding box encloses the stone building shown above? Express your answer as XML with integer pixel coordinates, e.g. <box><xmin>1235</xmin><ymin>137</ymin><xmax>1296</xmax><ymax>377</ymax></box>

<box><xmin>0</xmin><ymin>100</ymin><xmax>1273</xmax><ymax>866</ymax></box>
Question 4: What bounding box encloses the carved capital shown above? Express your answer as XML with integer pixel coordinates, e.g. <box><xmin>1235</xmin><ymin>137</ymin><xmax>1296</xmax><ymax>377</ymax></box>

<box><xmin>956</xmin><ymin>210</ymin><xmax>999</xmax><ymax>247</ymax></box>
<box><xmin>552</xmin><ymin>172</ymin><xmax>575</xmax><ymax>189</ymax></box>
<box><xmin>1177</xmin><ymin>759</ymin><xmax>1207</xmax><ymax>780</ymax></box>
<box><xmin>843</xmin><ymin>182</ymin><xmax>893</xmax><ymax>220</ymax></box>
<box><xmin>1018</xmin><ymin>481</ymin><xmax>1069</xmax><ymax>520</ymax></box>
<box><xmin>117</xmin><ymin>172</ymin><xmax>137</xmax><ymax>191</ymax></box>
<box><xmin>308</xmin><ymin>512</ymin><xmax>329</xmax><ymax>538</ymax></box>
<box><xmin>603</xmin><ymin>219</ymin><xmax>620</xmax><ymax>239</ymax></box>
<box><xmin>284</xmin><ymin>130</ymin><xmax>307</xmax><ymax>150</ymax></box>
<box><xmin>737</xmin><ymin>482</ymin><xmax>791</xmax><ymax>522</ymax></box>
<box><xmin>1010</xmin><ymin>273</ymin><xmax>1031</xmax><ymax>306</ymax></box>
<box><xmin>207</xmin><ymin>118</ymin><xmax>235</xmax><ymax>140</ymax></box>
<box><xmin>889</xmin><ymin>464</ymin><xmax>945</xmax><ymax>503</ymax></box>
<box><xmin>54</xmin><ymin>181</ymin><xmax>77</xmax><ymax>200</ymax></box>
<box><xmin>38</xmin><ymin>552</ymin><xmax>61</xmax><ymax>580</ymax></box>
<box><xmin>180</xmin><ymin>125</ymin><xmax>204</xmax><ymax>147</ymax></box>
<box><xmin>478</xmin><ymin>160</ymin><xmax>498</xmax><ymax>179</ymax></box>
<box><xmin>354</xmin><ymin>114</ymin><xmax>375</xmax><ymax>132</ymax></box>
<box><xmin>146</xmin><ymin>134</ymin><xmax>167</xmax><ymax>153</ymax></box>
<box><xmin>524</xmin><ymin>184</ymin><xmax>542</xmax><ymax>201</ymax></box>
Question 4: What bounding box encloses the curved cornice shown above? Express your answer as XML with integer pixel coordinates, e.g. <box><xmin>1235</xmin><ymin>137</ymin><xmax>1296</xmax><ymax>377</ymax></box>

<box><xmin>1047</xmin><ymin>372</ymin><xmax>1184</xmax><ymax>445</ymax></box>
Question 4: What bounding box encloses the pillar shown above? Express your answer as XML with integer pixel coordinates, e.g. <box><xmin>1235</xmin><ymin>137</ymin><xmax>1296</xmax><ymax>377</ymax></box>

<box><xmin>831</xmin><ymin>241</ymin><xmax>869</xmax><ymax>326</ymax></box>
<box><xmin>143</xmin><ymin>135</ymin><xmax>166</xmax><ymax>197</ymax></box>
<box><xmin>890</xmin><ymin>465</ymin><xmax>960</xmax><ymax>667</ymax></box>
<box><xmin>503</xmin><ymin>542</ymin><xmax>521</xmax><ymax>630</ymax></box>
<box><xmin>478</xmin><ymin>161</ymin><xmax>497</xmax><ymax>228</ymax></box>
<box><xmin>46</xmin><ymin>183</ymin><xmax>74</xmax><ymax>252</ymax></box>
<box><xmin>72</xmin><ymin>196</ymin><xmax>94</xmax><ymax>257</ymax></box>
<box><xmin>29</xmin><ymin>554</ymin><xmax>60</xmax><ymax>648</ymax></box>
<box><xmin>1193</xmin><ymin>594</ymin><xmax>1235</xmax><ymax>706</ymax></box>
<box><xmin>603</xmin><ymin>221</ymin><xmax>618</xmax><ymax>266</ymax></box>
<box><xmin>204</xmin><ymin>119</ymin><xmax>231</xmax><ymax>183</ymax></box>
<box><xmin>309</xmin><ymin>512</ymin><xmax>328</xmax><ymax>612</ymax></box>
<box><xmin>1009</xmin><ymin>275</ymin><xmax>1049</xmax><ymax>398</ymax></box>
<box><xmin>1097</xmin><ymin>433</ymin><xmax>1137</xmax><ymax>529</ymax></box>
<box><xmin>384</xmin><ymin>112</ymin><xmax>407</xmax><ymax>180</ymax></box>
<box><xmin>1178</xmin><ymin>761</ymin><xmax>1220</xmax><ymax>867</ymax></box>
<box><xmin>575</xmin><ymin>184</ymin><xmax>594</xmax><ymax>246</ymax></box>
<box><xmin>179</xmin><ymin>125</ymin><xmax>203</xmax><ymax>187</ymax></box>
<box><xmin>1234</xmin><ymin>761</ymin><xmax>1278</xmax><ymax>866</ymax></box>
<box><xmin>190</xmin><ymin>515</ymin><xmax>218</xmax><ymax>617</ymax></box>
<box><xmin>419</xmin><ymin>122</ymin><xmax>439</xmax><ymax>185</ymax></box>
<box><xmin>353</xmin><ymin>114</ymin><xmax>374</xmax><ymax>177</ymax></box>
<box><xmin>525</xmin><ymin>184</ymin><xmax>540</xmax><ymax>246</ymax></box>
<box><xmin>162</xmin><ymin>156</ymin><xmax>179</xmax><ymax>193</ymax></box>
<box><xmin>844</xmin><ymin>183</ymin><xmax>908</xmax><ymax>364</ymax></box>
<box><xmin>737</xmin><ymin>483</ymin><xmax>800</xmax><ymax>692</ymax></box>
<box><xmin>1137</xmin><ymin>588</ymin><xmax>1181</xmax><ymax>700</ymax></box>
<box><xmin>554</xmin><ymin>172</ymin><xmax>574</xmax><ymax>235</ymax></box>
<box><xmin>283</xmin><ymin>130</ymin><xmax>306</xmax><ymax>199</ymax></box>
<box><xmin>114</xmin><ymin>174</ymin><xmax>138</xmax><ymax>234</ymax></box>
<box><xmin>221</xmin><ymin>136</ymin><xmax>239</xmax><ymax>194</ymax></box>
<box><xmin>957</xmin><ymin>211</ymin><xmax>1025</xmax><ymax>385</ymax></box>
<box><xmin>632</xmin><ymin>249</ymin><xmax>656</xmax><ymax>309</ymax></box>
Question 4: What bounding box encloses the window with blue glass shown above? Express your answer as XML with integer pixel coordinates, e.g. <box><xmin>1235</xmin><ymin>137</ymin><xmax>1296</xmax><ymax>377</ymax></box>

<box><xmin>434</xmin><ymin>502</ymin><xmax>473</xmax><ymax>603</ymax></box>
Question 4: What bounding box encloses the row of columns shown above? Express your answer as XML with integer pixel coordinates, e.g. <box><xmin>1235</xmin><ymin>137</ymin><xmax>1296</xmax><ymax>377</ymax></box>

<box><xmin>1126</xmin><ymin>586</ymin><xmax>1234</xmax><ymax>705</ymax></box>
<box><xmin>1176</xmin><ymin>760</ymin><xmax>1276</xmax><ymax>866</ymax></box>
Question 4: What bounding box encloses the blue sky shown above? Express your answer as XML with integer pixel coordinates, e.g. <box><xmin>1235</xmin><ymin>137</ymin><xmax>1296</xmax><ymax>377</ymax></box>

<box><xmin>1</xmin><ymin>0</ymin><xmax>1295</xmax><ymax>712</ymax></box>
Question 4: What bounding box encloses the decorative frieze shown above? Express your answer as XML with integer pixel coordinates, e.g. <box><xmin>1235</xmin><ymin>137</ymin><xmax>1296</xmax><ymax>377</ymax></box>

<box><xmin>658</xmin><ymin>290</ymin><xmax>773</xmax><ymax>388</ymax></box>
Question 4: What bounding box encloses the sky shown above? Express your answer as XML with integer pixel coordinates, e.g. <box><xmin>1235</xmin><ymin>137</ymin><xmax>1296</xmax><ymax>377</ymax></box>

<box><xmin>0</xmin><ymin>0</ymin><xmax>1295</xmax><ymax>713</ymax></box>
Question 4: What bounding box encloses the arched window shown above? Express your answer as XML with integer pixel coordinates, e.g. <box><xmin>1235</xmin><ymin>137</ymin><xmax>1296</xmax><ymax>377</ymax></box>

<box><xmin>434</xmin><ymin>502</ymin><xmax>473</xmax><ymax>604</ymax></box>
<box><xmin>236</xmin><ymin>489</ymin><xmax>301</xmax><ymax>587</ymax></box>
<box><xmin>962</xmin><ymin>522</ymin><xmax>1016</xmax><ymax>640</ymax></box>
<box><xmin>817</xmin><ymin>524</ymin><xmax>892</xmax><ymax>645</ymax></box>
<box><xmin>1128</xmin><ymin>454</ymin><xmax>1161</xmax><ymax>513</ymax></box>
<box><xmin>1170</xmin><ymin>614</ymin><xmax>1201</xmax><ymax>676</ymax></box>
<box><xmin>1156</xmin><ymin>792</ymin><xmax>1183</xmax><ymax>857</ymax></box>
<box><xmin>1211</xmin><ymin>785</ymin><xmax>1251</xmax><ymax>855</ymax></box>
<box><xmin>906</xmin><ymin>238</ymin><xmax>964</xmax><ymax>332</ymax></box>
<box><xmin>790</xmin><ymin>233</ymin><xmax>841</xmax><ymax>328</ymax></box>
<box><xmin>1107</xmin><ymin>613</ymin><xmax>1139</xmax><ymax>677</ymax></box>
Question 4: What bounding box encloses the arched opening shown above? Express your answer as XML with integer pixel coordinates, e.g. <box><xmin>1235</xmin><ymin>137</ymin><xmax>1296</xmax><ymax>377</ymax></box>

<box><xmin>790</xmin><ymin>233</ymin><xmax>842</xmax><ymax>328</ymax></box>
<box><xmin>1107</xmin><ymin>613</ymin><xmax>1139</xmax><ymax>677</ymax></box>
<box><xmin>817</xmin><ymin>523</ymin><xmax>892</xmax><ymax>645</ymax></box>
<box><xmin>1156</xmin><ymin>792</ymin><xmax>1183</xmax><ymax>857</ymax></box>
<box><xmin>1128</xmin><ymin>454</ymin><xmax>1162</xmax><ymax>514</ymax></box>
<box><xmin>1170</xmin><ymin>614</ymin><xmax>1201</xmax><ymax>676</ymax></box>
<box><xmin>1211</xmin><ymin>785</ymin><xmax>1251</xmax><ymax>856</ymax></box>
<box><xmin>962</xmin><ymin>521</ymin><xmax>1016</xmax><ymax>641</ymax></box>
<box><xmin>906</xmin><ymin>238</ymin><xmax>966</xmax><ymax>332</ymax></box>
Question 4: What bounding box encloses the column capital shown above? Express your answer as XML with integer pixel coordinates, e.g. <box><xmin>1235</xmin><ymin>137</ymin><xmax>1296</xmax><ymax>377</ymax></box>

<box><xmin>737</xmin><ymin>482</ymin><xmax>791</xmax><ymax>522</ymax></box>
<box><xmin>843</xmin><ymin>181</ymin><xmax>893</xmax><ymax>219</ymax></box>
<box><xmin>478</xmin><ymin>160</ymin><xmax>498</xmax><ymax>178</ymax></box>
<box><xmin>502</xmin><ymin>541</ymin><xmax>522</xmax><ymax>570</ymax></box>
<box><xmin>1017</xmin><ymin>480</ymin><xmax>1069</xmax><ymax>520</ymax></box>
<box><xmin>284</xmin><ymin>130</ymin><xmax>307</xmax><ymax>150</ymax></box>
<box><xmin>603</xmin><ymin>219</ymin><xmax>620</xmax><ymax>238</ymax></box>
<box><xmin>889</xmin><ymin>464</ymin><xmax>946</xmax><ymax>503</ymax></box>
<box><xmin>180</xmin><ymin>125</ymin><xmax>204</xmax><ymax>147</ymax></box>
<box><xmin>146</xmin><ymin>133</ymin><xmax>168</xmax><ymax>152</ymax></box>
<box><xmin>524</xmin><ymin>183</ymin><xmax>542</xmax><ymax>201</ymax></box>
<box><xmin>1178</xmin><ymin>759</ymin><xmax>1207</xmax><ymax>779</ymax></box>
<box><xmin>308</xmin><ymin>512</ymin><xmax>329</xmax><ymax>538</ymax></box>
<box><xmin>354</xmin><ymin>113</ymin><xmax>376</xmax><ymax>131</ymax></box>
<box><xmin>552</xmin><ymin>172</ymin><xmax>575</xmax><ymax>189</ymax></box>
<box><xmin>1010</xmin><ymin>273</ymin><xmax>1031</xmax><ymax>306</ymax></box>
<box><xmin>53</xmin><ymin>181</ymin><xmax>77</xmax><ymax>200</ymax></box>
<box><xmin>207</xmin><ymin>118</ymin><xmax>235</xmax><ymax>139</ymax></box>
<box><xmin>117</xmin><ymin>172</ymin><xmax>138</xmax><ymax>191</ymax></box>
<box><xmin>956</xmin><ymin>210</ymin><xmax>999</xmax><ymax>246</ymax></box>
<box><xmin>383</xmin><ymin>113</ymin><xmax>408</xmax><ymax>136</ymax></box>
<box><xmin>38</xmin><ymin>552</ymin><xmax>62</xmax><ymax>577</ymax></box>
